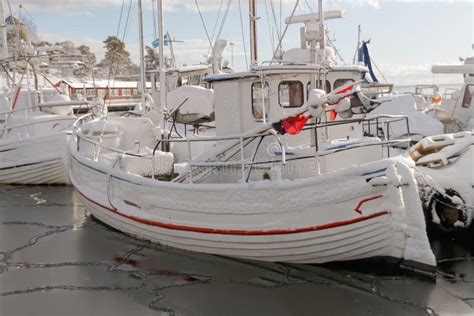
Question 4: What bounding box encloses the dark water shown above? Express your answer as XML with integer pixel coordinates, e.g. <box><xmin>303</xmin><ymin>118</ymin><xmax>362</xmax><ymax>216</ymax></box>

<box><xmin>0</xmin><ymin>185</ymin><xmax>473</xmax><ymax>315</ymax></box>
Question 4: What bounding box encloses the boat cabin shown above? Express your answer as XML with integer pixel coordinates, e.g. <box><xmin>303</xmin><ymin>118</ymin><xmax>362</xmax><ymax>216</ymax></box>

<box><xmin>205</xmin><ymin>64</ymin><xmax>367</xmax><ymax>139</ymax></box>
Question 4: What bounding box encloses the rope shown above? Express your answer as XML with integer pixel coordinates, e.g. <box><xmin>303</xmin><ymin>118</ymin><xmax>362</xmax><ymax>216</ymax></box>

<box><xmin>195</xmin><ymin>0</ymin><xmax>214</xmax><ymax>56</ymax></box>
<box><xmin>238</xmin><ymin>0</ymin><xmax>249</xmax><ymax>70</ymax></box>
<box><xmin>116</xmin><ymin>0</ymin><xmax>126</xmax><ymax>38</ymax></box>
<box><xmin>263</xmin><ymin>0</ymin><xmax>275</xmax><ymax>53</ymax></box>
<box><xmin>214</xmin><ymin>0</ymin><xmax>232</xmax><ymax>46</ymax></box>
<box><xmin>271</xmin><ymin>0</ymin><xmax>300</xmax><ymax>64</ymax></box>
<box><xmin>210</xmin><ymin>0</ymin><xmax>225</xmax><ymax>44</ymax></box>
<box><xmin>269</xmin><ymin>0</ymin><xmax>282</xmax><ymax>41</ymax></box>
<box><xmin>371</xmin><ymin>58</ymin><xmax>389</xmax><ymax>83</ymax></box>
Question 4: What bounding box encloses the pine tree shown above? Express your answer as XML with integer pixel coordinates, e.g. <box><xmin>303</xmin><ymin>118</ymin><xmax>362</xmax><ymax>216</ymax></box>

<box><xmin>98</xmin><ymin>36</ymin><xmax>138</xmax><ymax>77</ymax></box>
<box><xmin>144</xmin><ymin>46</ymin><xmax>159</xmax><ymax>70</ymax></box>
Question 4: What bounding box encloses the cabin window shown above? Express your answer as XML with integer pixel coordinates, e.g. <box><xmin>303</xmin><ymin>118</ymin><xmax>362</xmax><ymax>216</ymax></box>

<box><xmin>252</xmin><ymin>82</ymin><xmax>270</xmax><ymax>120</ymax></box>
<box><xmin>279</xmin><ymin>81</ymin><xmax>304</xmax><ymax>108</ymax></box>
<box><xmin>333</xmin><ymin>79</ymin><xmax>355</xmax><ymax>91</ymax></box>
<box><xmin>110</xmin><ymin>89</ymin><xmax>119</xmax><ymax>97</ymax></box>
<box><xmin>86</xmin><ymin>89</ymin><xmax>95</xmax><ymax>97</ymax></box>
<box><xmin>97</xmin><ymin>89</ymin><xmax>106</xmax><ymax>98</ymax></box>
<box><xmin>462</xmin><ymin>85</ymin><xmax>474</xmax><ymax>108</ymax></box>
<box><xmin>122</xmin><ymin>89</ymin><xmax>131</xmax><ymax>97</ymax></box>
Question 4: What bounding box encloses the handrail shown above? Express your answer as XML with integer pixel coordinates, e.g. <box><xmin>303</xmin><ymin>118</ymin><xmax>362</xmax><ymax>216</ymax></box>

<box><xmin>0</xmin><ymin>117</ymin><xmax>76</xmax><ymax>132</ymax></box>
<box><xmin>73</xmin><ymin>113</ymin><xmax>411</xmax><ymax>185</ymax></box>
<box><xmin>0</xmin><ymin>100</ymin><xmax>92</xmax><ymax>117</ymax></box>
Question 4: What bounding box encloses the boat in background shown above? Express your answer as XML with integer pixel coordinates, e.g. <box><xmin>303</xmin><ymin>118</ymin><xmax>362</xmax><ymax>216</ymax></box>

<box><xmin>0</xmin><ymin>79</ymin><xmax>94</xmax><ymax>184</ymax></box>
<box><xmin>414</xmin><ymin>56</ymin><xmax>474</xmax><ymax>133</ymax></box>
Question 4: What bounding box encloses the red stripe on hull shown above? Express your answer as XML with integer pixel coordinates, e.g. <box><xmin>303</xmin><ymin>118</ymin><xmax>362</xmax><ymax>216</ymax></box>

<box><xmin>73</xmin><ymin>184</ymin><xmax>390</xmax><ymax>236</ymax></box>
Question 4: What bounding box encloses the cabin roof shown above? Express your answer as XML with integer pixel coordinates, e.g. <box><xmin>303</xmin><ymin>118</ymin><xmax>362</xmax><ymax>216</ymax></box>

<box><xmin>204</xmin><ymin>64</ymin><xmax>368</xmax><ymax>83</ymax></box>
<box><xmin>56</xmin><ymin>79</ymin><xmax>152</xmax><ymax>89</ymax></box>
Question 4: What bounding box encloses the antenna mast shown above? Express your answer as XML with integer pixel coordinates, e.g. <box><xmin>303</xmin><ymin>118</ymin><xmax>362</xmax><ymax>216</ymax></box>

<box><xmin>249</xmin><ymin>0</ymin><xmax>258</xmax><ymax>66</ymax></box>
<box><xmin>138</xmin><ymin>0</ymin><xmax>146</xmax><ymax>113</ymax></box>
<box><xmin>0</xmin><ymin>0</ymin><xmax>8</xmax><ymax>61</ymax></box>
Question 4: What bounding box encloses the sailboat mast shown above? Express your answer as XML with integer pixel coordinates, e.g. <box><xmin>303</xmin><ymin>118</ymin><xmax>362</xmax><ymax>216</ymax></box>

<box><xmin>138</xmin><ymin>0</ymin><xmax>146</xmax><ymax>113</ymax></box>
<box><xmin>157</xmin><ymin>0</ymin><xmax>167</xmax><ymax>130</ymax></box>
<box><xmin>249</xmin><ymin>0</ymin><xmax>258</xmax><ymax>66</ymax></box>
<box><xmin>0</xmin><ymin>0</ymin><xmax>7</xmax><ymax>61</ymax></box>
<box><xmin>318</xmin><ymin>0</ymin><xmax>325</xmax><ymax>50</ymax></box>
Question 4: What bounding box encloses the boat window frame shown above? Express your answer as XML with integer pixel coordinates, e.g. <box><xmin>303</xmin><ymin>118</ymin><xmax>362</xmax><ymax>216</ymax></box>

<box><xmin>278</xmin><ymin>80</ymin><xmax>304</xmax><ymax>108</ymax></box>
<box><xmin>462</xmin><ymin>84</ymin><xmax>473</xmax><ymax>108</ymax></box>
<box><xmin>251</xmin><ymin>81</ymin><xmax>270</xmax><ymax>121</ymax></box>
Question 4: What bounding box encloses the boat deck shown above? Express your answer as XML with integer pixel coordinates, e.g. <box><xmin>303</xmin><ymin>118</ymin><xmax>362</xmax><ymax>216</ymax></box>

<box><xmin>1</xmin><ymin>185</ymin><xmax>473</xmax><ymax>315</ymax></box>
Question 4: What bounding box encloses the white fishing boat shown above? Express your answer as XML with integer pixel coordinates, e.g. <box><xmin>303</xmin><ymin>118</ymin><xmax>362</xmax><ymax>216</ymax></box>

<box><xmin>0</xmin><ymin>84</ymin><xmax>93</xmax><ymax>184</ymax></box>
<box><xmin>414</xmin><ymin>57</ymin><xmax>474</xmax><ymax>133</ymax></box>
<box><xmin>69</xmin><ymin>0</ymin><xmax>435</xmax><ymax>273</ymax></box>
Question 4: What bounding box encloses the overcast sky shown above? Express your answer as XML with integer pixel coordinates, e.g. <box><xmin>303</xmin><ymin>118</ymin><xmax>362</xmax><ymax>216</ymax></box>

<box><xmin>5</xmin><ymin>0</ymin><xmax>474</xmax><ymax>85</ymax></box>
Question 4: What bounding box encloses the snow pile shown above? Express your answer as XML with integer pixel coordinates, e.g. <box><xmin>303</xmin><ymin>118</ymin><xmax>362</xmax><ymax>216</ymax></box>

<box><xmin>389</xmin><ymin>158</ymin><xmax>436</xmax><ymax>267</ymax></box>
<box><xmin>368</xmin><ymin>94</ymin><xmax>443</xmax><ymax>139</ymax></box>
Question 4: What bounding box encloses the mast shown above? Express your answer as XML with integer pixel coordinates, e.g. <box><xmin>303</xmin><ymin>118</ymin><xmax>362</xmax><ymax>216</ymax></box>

<box><xmin>318</xmin><ymin>0</ymin><xmax>325</xmax><ymax>50</ymax></box>
<box><xmin>317</xmin><ymin>0</ymin><xmax>326</xmax><ymax>91</ymax></box>
<box><xmin>0</xmin><ymin>0</ymin><xmax>7</xmax><ymax>61</ymax></box>
<box><xmin>157</xmin><ymin>0</ymin><xmax>167</xmax><ymax>132</ymax></box>
<box><xmin>138</xmin><ymin>0</ymin><xmax>146</xmax><ymax>113</ymax></box>
<box><xmin>249</xmin><ymin>0</ymin><xmax>258</xmax><ymax>66</ymax></box>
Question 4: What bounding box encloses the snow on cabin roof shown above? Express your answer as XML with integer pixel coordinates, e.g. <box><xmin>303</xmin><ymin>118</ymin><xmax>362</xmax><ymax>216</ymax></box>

<box><xmin>204</xmin><ymin>64</ymin><xmax>368</xmax><ymax>83</ymax></box>
<box><xmin>56</xmin><ymin>79</ymin><xmax>153</xmax><ymax>89</ymax></box>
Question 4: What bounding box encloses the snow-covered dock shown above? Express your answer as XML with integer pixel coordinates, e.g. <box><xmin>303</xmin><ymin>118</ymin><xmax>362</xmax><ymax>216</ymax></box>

<box><xmin>0</xmin><ymin>185</ymin><xmax>473</xmax><ymax>315</ymax></box>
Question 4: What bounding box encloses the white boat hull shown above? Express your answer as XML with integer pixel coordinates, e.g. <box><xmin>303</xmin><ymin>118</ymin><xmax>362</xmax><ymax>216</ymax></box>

<box><xmin>70</xmin><ymin>146</ymin><xmax>435</xmax><ymax>269</ymax></box>
<box><xmin>0</xmin><ymin>133</ymin><xmax>70</xmax><ymax>185</ymax></box>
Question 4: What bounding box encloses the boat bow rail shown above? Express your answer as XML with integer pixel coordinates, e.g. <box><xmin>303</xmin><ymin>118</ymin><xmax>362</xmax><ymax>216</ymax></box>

<box><xmin>0</xmin><ymin>101</ymin><xmax>93</xmax><ymax>141</ymax></box>
<box><xmin>73</xmin><ymin>114</ymin><xmax>412</xmax><ymax>184</ymax></box>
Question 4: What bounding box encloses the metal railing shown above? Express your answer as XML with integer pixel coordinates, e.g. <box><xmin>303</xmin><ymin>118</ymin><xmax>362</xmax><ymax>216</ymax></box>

<box><xmin>73</xmin><ymin>114</ymin><xmax>411</xmax><ymax>184</ymax></box>
<box><xmin>0</xmin><ymin>101</ymin><xmax>93</xmax><ymax>140</ymax></box>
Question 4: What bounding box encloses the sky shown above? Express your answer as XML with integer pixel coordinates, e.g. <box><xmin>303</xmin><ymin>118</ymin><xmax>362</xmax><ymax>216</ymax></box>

<box><xmin>4</xmin><ymin>0</ymin><xmax>474</xmax><ymax>85</ymax></box>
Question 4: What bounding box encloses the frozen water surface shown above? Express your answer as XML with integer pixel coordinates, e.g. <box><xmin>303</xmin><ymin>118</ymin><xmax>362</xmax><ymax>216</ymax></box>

<box><xmin>0</xmin><ymin>185</ymin><xmax>473</xmax><ymax>315</ymax></box>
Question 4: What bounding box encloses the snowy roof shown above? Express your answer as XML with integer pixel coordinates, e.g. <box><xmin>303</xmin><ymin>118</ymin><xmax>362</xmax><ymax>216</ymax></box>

<box><xmin>204</xmin><ymin>64</ymin><xmax>368</xmax><ymax>83</ymax></box>
<box><xmin>57</xmin><ymin>78</ymin><xmax>152</xmax><ymax>89</ymax></box>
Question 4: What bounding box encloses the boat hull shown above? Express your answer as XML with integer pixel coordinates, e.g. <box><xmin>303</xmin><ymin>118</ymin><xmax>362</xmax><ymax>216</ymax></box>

<box><xmin>70</xmin><ymin>146</ymin><xmax>435</xmax><ymax>268</ymax></box>
<box><xmin>0</xmin><ymin>133</ymin><xmax>70</xmax><ymax>185</ymax></box>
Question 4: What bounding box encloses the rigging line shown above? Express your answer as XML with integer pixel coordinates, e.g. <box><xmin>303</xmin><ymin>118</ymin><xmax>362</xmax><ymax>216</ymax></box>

<box><xmin>116</xmin><ymin>0</ymin><xmax>126</xmax><ymax>37</ymax></box>
<box><xmin>122</xmin><ymin>0</ymin><xmax>133</xmax><ymax>40</ymax></box>
<box><xmin>271</xmin><ymin>0</ymin><xmax>300</xmax><ymax>64</ymax></box>
<box><xmin>152</xmin><ymin>0</ymin><xmax>157</xmax><ymax>41</ymax></box>
<box><xmin>263</xmin><ymin>0</ymin><xmax>275</xmax><ymax>53</ymax></box>
<box><xmin>304</xmin><ymin>0</ymin><xmax>313</xmax><ymax>12</ymax></box>
<box><xmin>269</xmin><ymin>0</ymin><xmax>281</xmax><ymax>41</ymax></box>
<box><xmin>210</xmin><ymin>0</ymin><xmax>225</xmax><ymax>44</ymax></box>
<box><xmin>5</xmin><ymin>0</ymin><xmax>12</xmax><ymax>17</ymax></box>
<box><xmin>214</xmin><ymin>0</ymin><xmax>232</xmax><ymax>46</ymax></box>
<box><xmin>106</xmin><ymin>0</ymin><xmax>133</xmax><ymax>98</ymax></box>
<box><xmin>195</xmin><ymin>0</ymin><xmax>214</xmax><ymax>56</ymax></box>
<box><xmin>237</xmin><ymin>0</ymin><xmax>248</xmax><ymax>70</ymax></box>
<box><xmin>122</xmin><ymin>0</ymin><xmax>136</xmax><ymax>41</ymax></box>
<box><xmin>370</xmin><ymin>58</ymin><xmax>388</xmax><ymax>83</ymax></box>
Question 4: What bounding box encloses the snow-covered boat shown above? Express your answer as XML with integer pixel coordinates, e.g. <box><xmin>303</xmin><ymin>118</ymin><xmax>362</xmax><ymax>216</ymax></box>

<box><xmin>70</xmin><ymin>92</ymin><xmax>435</xmax><ymax>272</ymax></box>
<box><xmin>414</xmin><ymin>57</ymin><xmax>474</xmax><ymax>133</ymax></box>
<box><xmin>0</xmin><ymin>87</ymin><xmax>91</xmax><ymax>184</ymax></box>
<box><xmin>411</xmin><ymin>132</ymin><xmax>473</xmax><ymax>230</ymax></box>
<box><xmin>70</xmin><ymin>1</ymin><xmax>436</xmax><ymax>273</ymax></box>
